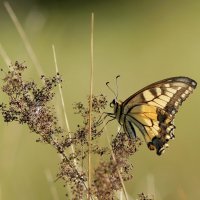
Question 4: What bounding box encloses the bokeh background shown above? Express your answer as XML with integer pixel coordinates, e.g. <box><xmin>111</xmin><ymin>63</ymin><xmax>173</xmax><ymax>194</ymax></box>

<box><xmin>0</xmin><ymin>0</ymin><xmax>199</xmax><ymax>199</ymax></box>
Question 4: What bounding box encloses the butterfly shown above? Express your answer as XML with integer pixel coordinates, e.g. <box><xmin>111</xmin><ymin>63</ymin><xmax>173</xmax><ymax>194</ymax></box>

<box><xmin>107</xmin><ymin>76</ymin><xmax>197</xmax><ymax>155</ymax></box>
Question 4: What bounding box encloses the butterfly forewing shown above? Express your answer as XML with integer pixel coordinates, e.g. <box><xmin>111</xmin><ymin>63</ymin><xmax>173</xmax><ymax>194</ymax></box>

<box><xmin>116</xmin><ymin>77</ymin><xmax>197</xmax><ymax>155</ymax></box>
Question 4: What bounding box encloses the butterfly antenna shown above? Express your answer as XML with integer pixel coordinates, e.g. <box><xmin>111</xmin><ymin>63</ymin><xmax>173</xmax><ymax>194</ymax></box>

<box><xmin>106</xmin><ymin>81</ymin><xmax>117</xmax><ymax>97</ymax></box>
<box><xmin>115</xmin><ymin>75</ymin><xmax>120</xmax><ymax>99</ymax></box>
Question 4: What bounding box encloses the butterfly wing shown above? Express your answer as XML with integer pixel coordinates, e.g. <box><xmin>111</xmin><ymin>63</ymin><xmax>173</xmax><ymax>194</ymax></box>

<box><xmin>121</xmin><ymin>77</ymin><xmax>197</xmax><ymax>155</ymax></box>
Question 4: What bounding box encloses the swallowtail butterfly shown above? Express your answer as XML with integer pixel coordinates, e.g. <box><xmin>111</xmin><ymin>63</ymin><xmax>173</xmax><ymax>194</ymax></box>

<box><xmin>108</xmin><ymin>76</ymin><xmax>197</xmax><ymax>155</ymax></box>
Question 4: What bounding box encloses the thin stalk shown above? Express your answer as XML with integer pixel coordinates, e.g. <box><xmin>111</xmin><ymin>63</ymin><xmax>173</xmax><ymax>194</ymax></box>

<box><xmin>119</xmin><ymin>168</ymin><xmax>123</xmax><ymax>200</ymax></box>
<box><xmin>0</xmin><ymin>43</ymin><xmax>11</xmax><ymax>66</ymax></box>
<box><xmin>52</xmin><ymin>45</ymin><xmax>77</xmax><ymax>167</ymax></box>
<box><xmin>88</xmin><ymin>12</ymin><xmax>94</xmax><ymax>199</ymax></box>
<box><xmin>45</xmin><ymin>169</ymin><xmax>60</xmax><ymax>200</ymax></box>
<box><xmin>106</xmin><ymin>128</ymin><xmax>129</xmax><ymax>200</ymax></box>
<box><xmin>47</xmin><ymin>135</ymin><xmax>89</xmax><ymax>195</ymax></box>
<box><xmin>0</xmin><ymin>182</ymin><xmax>2</xmax><ymax>200</ymax></box>
<box><xmin>147</xmin><ymin>174</ymin><xmax>155</xmax><ymax>200</ymax></box>
<box><xmin>4</xmin><ymin>2</ymin><xmax>42</xmax><ymax>75</ymax></box>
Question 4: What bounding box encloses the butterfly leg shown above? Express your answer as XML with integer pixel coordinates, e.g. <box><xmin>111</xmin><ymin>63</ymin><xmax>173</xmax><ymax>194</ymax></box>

<box><xmin>99</xmin><ymin>117</ymin><xmax>115</xmax><ymax>132</ymax></box>
<box><xmin>96</xmin><ymin>112</ymin><xmax>115</xmax><ymax>125</ymax></box>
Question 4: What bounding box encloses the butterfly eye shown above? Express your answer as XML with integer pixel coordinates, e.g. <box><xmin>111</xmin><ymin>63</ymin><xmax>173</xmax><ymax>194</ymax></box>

<box><xmin>110</xmin><ymin>99</ymin><xmax>115</xmax><ymax>108</ymax></box>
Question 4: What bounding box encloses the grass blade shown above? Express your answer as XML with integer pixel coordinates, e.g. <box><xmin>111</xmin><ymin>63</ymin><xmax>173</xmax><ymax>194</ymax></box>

<box><xmin>4</xmin><ymin>1</ymin><xmax>42</xmax><ymax>75</ymax></box>
<box><xmin>52</xmin><ymin>44</ymin><xmax>77</xmax><ymax>167</ymax></box>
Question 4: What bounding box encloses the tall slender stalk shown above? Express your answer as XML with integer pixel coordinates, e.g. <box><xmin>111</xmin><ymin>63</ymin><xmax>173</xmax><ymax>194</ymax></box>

<box><xmin>106</xmin><ymin>128</ymin><xmax>129</xmax><ymax>200</ymax></box>
<box><xmin>52</xmin><ymin>45</ymin><xmax>77</xmax><ymax>167</ymax></box>
<box><xmin>88</xmin><ymin>12</ymin><xmax>94</xmax><ymax>199</ymax></box>
<box><xmin>4</xmin><ymin>1</ymin><xmax>42</xmax><ymax>75</ymax></box>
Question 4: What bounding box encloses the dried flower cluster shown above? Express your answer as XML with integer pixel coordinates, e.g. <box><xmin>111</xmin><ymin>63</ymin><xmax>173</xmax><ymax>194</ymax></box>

<box><xmin>0</xmin><ymin>61</ymin><xmax>154</xmax><ymax>199</ymax></box>
<box><xmin>92</xmin><ymin>132</ymin><xmax>142</xmax><ymax>199</ymax></box>
<box><xmin>137</xmin><ymin>193</ymin><xmax>154</xmax><ymax>200</ymax></box>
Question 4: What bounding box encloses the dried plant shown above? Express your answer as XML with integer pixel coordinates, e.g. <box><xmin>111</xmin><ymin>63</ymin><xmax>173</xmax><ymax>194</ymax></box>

<box><xmin>137</xmin><ymin>193</ymin><xmax>154</xmax><ymax>200</ymax></box>
<box><xmin>0</xmin><ymin>61</ymin><xmax>154</xmax><ymax>199</ymax></box>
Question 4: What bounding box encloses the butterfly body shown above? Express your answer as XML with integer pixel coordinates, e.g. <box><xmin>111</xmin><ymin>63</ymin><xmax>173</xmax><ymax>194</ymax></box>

<box><xmin>111</xmin><ymin>76</ymin><xmax>197</xmax><ymax>155</ymax></box>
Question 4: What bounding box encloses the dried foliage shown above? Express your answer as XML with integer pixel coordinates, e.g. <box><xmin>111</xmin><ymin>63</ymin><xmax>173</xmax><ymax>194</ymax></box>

<box><xmin>0</xmin><ymin>61</ymin><xmax>154</xmax><ymax>199</ymax></box>
<box><xmin>137</xmin><ymin>193</ymin><xmax>154</xmax><ymax>200</ymax></box>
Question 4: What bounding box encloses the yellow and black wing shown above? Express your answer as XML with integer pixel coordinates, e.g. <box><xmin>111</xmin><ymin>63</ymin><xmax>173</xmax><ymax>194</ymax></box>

<box><xmin>121</xmin><ymin>76</ymin><xmax>197</xmax><ymax>155</ymax></box>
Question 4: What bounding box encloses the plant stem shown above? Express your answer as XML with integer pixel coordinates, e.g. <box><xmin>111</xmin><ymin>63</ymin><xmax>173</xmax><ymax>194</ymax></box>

<box><xmin>88</xmin><ymin>12</ymin><xmax>94</xmax><ymax>200</ymax></box>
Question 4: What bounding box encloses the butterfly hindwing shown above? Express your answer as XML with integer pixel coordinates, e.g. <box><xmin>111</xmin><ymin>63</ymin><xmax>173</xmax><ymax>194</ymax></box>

<box><xmin>116</xmin><ymin>77</ymin><xmax>197</xmax><ymax>155</ymax></box>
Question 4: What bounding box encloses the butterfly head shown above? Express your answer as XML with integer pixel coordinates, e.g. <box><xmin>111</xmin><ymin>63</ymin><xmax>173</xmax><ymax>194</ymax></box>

<box><xmin>106</xmin><ymin>75</ymin><xmax>121</xmax><ymax>113</ymax></box>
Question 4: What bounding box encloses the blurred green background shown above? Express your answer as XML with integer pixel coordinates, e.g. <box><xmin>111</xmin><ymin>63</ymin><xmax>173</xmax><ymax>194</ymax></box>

<box><xmin>0</xmin><ymin>0</ymin><xmax>199</xmax><ymax>199</ymax></box>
